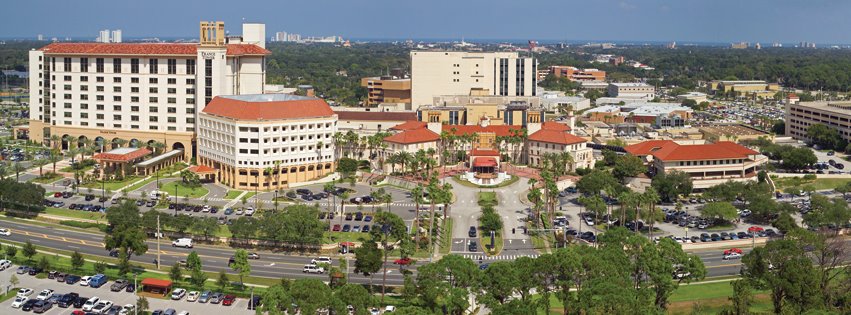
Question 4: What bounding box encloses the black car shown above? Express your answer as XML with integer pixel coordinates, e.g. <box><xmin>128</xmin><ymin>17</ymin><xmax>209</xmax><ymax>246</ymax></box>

<box><xmin>468</xmin><ymin>226</ymin><xmax>477</xmax><ymax>237</ymax></box>
<box><xmin>296</xmin><ymin>189</ymin><xmax>311</xmax><ymax>195</ymax></box>
<box><xmin>344</xmin><ymin>213</ymin><xmax>353</xmax><ymax>221</ymax></box>
<box><xmin>468</xmin><ymin>241</ymin><xmax>478</xmax><ymax>252</ymax></box>
<box><xmin>65</xmin><ymin>274</ymin><xmax>81</xmax><ymax>284</ymax></box>
<box><xmin>700</xmin><ymin>233</ymin><xmax>711</xmax><ymax>242</ymax></box>
<box><xmin>710</xmin><ymin>233</ymin><xmax>721</xmax><ymax>241</ymax></box>
<box><xmin>354</xmin><ymin>212</ymin><xmax>364</xmax><ymax>221</ymax></box>
<box><xmin>247</xmin><ymin>296</ymin><xmax>262</xmax><ymax>310</ymax></box>
<box><xmin>135</xmin><ymin>200</ymin><xmax>145</xmax><ymax>206</ymax></box>
<box><xmin>126</xmin><ymin>283</ymin><xmax>136</xmax><ymax>292</ymax></box>
<box><xmin>342</xmin><ymin>224</ymin><xmax>351</xmax><ymax>232</ymax></box>
<box><xmin>28</xmin><ymin>266</ymin><xmax>44</xmax><ymax>275</ymax></box>
<box><xmin>109</xmin><ymin>249</ymin><xmax>120</xmax><ymax>257</ymax></box>
<box><xmin>579</xmin><ymin>231</ymin><xmax>596</xmax><ymax>242</ymax></box>
<box><xmin>318</xmin><ymin>212</ymin><xmax>327</xmax><ymax>220</ymax></box>
<box><xmin>85</xmin><ymin>194</ymin><xmax>96</xmax><ymax>201</ymax></box>
<box><xmin>73</xmin><ymin>296</ymin><xmax>88</xmax><ymax>308</ymax></box>
<box><xmin>22</xmin><ymin>299</ymin><xmax>38</xmax><ymax>311</ymax></box>
<box><xmin>58</xmin><ymin>293</ymin><xmax>79</xmax><ymax>308</ymax></box>
<box><xmin>146</xmin><ymin>200</ymin><xmax>157</xmax><ymax>207</ymax></box>
<box><xmin>48</xmin><ymin>270</ymin><xmax>60</xmax><ymax>279</ymax></box>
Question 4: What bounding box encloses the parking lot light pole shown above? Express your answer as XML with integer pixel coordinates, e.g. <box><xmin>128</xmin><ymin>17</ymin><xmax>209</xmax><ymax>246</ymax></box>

<box><xmin>133</xmin><ymin>273</ymin><xmax>138</xmax><ymax>315</ymax></box>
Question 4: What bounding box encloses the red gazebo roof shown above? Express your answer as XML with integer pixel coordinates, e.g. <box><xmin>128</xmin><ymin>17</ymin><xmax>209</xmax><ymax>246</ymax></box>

<box><xmin>141</xmin><ymin>278</ymin><xmax>172</xmax><ymax>288</ymax></box>
<box><xmin>188</xmin><ymin>165</ymin><xmax>217</xmax><ymax>174</ymax></box>
<box><xmin>473</xmin><ymin>157</ymin><xmax>498</xmax><ymax>167</ymax></box>
<box><xmin>93</xmin><ymin>148</ymin><xmax>152</xmax><ymax>162</ymax></box>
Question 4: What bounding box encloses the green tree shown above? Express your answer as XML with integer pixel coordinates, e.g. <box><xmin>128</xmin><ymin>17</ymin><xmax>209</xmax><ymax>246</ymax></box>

<box><xmin>135</xmin><ymin>296</ymin><xmax>149</xmax><ymax>314</ymax></box>
<box><xmin>353</xmin><ymin>240</ymin><xmax>383</xmax><ymax>291</ymax></box>
<box><xmin>169</xmin><ymin>262</ymin><xmax>183</xmax><ymax>283</ymax></box>
<box><xmin>780</xmin><ymin>147</ymin><xmax>817</xmax><ymax>170</ymax></box>
<box><xmin>104</xmin><ymin>200</ymin><xmax>149</xmax><ymax>271</ymax></box>
<box><xmin>728</xmin><ymin>279</ymin><xmax>753</xmax><ymax>315</ymax></box>
<box><xmin>217</xmin><ymin>270</ymin><xmax>229</xmax><ymax>291</ymax></box>
<box><xmin>807</xmin><ymin>123</ymin><xmax>846</xmax><ymax>150</ymax></box>
<box><xmin>369</xmin><ymin>211</ymin><xmax>409</xmax><ymax>303</ymax></box>
<box><xmin>742</xmin><ymin>239</ymin><xmax>821</xmax><ymax>314</ymax></box>
<box><xmin>612</xmin><ymin>155</ymin><xmax>647</xmax><ymax>180</ymax></box>
<box><xmin>22</xmin><ymin>240</ymin><xmax>36</xmax><ymax>261</ymax></box>
<box><xmin>191</xmin><ymin>216</ymin><xmax>220</xmax><ymax>239</ymax></box>
<box><xmin>186</xmin><ymin>251</ymin><xmax>202</xmax><ymax>271</ymax></box>
<box><xmin>700</xmin><ymin>202</ymin><xmax>739</xmax><ymax>223</ymax></box>
<box><xmin>290</xmin><ymin>278</ymin><xmax>332</xmax><ymax>315</ymax></box>
<box><xmin>260</xmin><ymin>284</ymin><xmax>293</xmax><ymax>315</ymax></box>
<box><xmin>5</xmin><ymin>244</ymin><xmax>17</xmax><ymax>258</ymax></box>
<box><xmin>229</xmin><ymin>216</ymin><xmax>259</xmax><ymax>239</ymax></box>
<box><xmin>651</xmin><ymin>170</ymin><xmax>693</xmax><ymax>203</ymax></box>
<box><xmin>335</xmin><ymin>283</ymin><xmax>373</xmax><ymax>315</ymax></box>
<box><xmin>37</xmin><ymin>255</ymin><xmax>50</xmax><ymax>271</ymax></box>
<box><xmin>189</xmin><ymin>268</ymin><xmax>208</xmax><ymax>289</ymax></box>
<box><xmin>576</xmin><ymin>170</ymin><xmax>618</xmax><ymax>196</ymax></box>
<box><xmin>94</xmin><ymin>261</ymin><xmax>107</xmax><ymax>274</ymax></box>
<box><xmin>230</xmin><ymin>249</ymin><xmax>251</xmax><ymax>286</ymax></box>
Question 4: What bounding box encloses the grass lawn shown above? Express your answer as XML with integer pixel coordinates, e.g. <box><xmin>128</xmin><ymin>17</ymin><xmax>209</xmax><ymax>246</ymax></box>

<box><xmin>439</xmin><ymin>218</ymin><xmax>453</xmax><ymax>255</ymax></box>
<box><xmin>324</xmin><ymin>231</ymin><xmax>373</xmax><ymax>244</ymax></box>
<box><xmin>160</xmin><ymin>181</ymin><xmax>209</xmax><ymax>198</ymax></box>
<box><xmin>224</xmin><ymin>190</ymin><xmax>245</xmax><ymax>199</ymax></box>
<box><xmin>123</xmin><ymin>176</ymin><xmax>158</xmax><ymax>192</ymax></box>
<box><xmin>452</xmin><ymin>175</ymin><xmax>520</xmax><ymax>188</ymax></box>
<box><xmin>480</xmin><ymin>232</ymin><xmax>504</xmax><ymax>256</ymax></box>
<box><xmin>43</xmin><ymin>207</ymin><xmax>106</xmax><ymax>221</ymax></box>
<box><xmin>81</xmin><ymin>176</ymin><xmax>141</xmax><ymax>191</ymax></box>
<box><xmin>773</xmin><ymin>176</ymin><xmax>851</xmax><ymax>191</ymax></box>
<box><xmin>31</xmin><ymin>174</ymin><xmax>63</xmax><ymax>184</ymax></box>
<box><xmin>478</xmin><ymin>191</ymin><xmax>498</xmax><ymax>207</ymax></box>
<box><xmin>0</xmin><ymin>286</ymin><xmax>19</xmax><ymax>302</ymax></box>
<box><xmin>154</xmin><ymin>162</ymin><xmax>189</xmax><ymax>177</ymax></box>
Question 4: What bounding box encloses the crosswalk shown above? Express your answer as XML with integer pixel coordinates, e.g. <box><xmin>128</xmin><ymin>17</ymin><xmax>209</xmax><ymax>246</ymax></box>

<box><xmin>460</xmin><ymin>254</ymin><xmax>539</xmax><ymax>261</ymax></box>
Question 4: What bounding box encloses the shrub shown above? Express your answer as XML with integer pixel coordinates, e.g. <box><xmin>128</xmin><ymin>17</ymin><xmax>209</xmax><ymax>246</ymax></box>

<box><xmin>59</xmin><ymin>220</ymin><xmax>108</xmax><ymax>232</ymax></box>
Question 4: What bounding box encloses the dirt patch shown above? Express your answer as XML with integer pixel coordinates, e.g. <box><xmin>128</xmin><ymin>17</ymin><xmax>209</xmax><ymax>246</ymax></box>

<box><xmin>667</xmin><ymin>294</ymin><xmax>771</xmax><ymax>314</ymax></box>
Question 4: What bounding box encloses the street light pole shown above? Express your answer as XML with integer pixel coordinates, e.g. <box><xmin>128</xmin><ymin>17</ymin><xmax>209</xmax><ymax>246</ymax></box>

<box><xmin>133</xmin><ymin>273</ymin><xmax>138</xmax><ymax>315</ymax></box>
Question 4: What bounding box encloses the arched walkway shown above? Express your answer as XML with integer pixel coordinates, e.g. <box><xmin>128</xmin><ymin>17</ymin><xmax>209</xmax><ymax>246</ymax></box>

<box><xmin>172</xmin><ymin>142</ymin><xmax>185</xmax><ymax>151</ymax></box>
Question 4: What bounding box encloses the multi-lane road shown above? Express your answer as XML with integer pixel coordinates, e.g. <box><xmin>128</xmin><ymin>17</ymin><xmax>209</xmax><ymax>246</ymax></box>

<box><xmin>0</xmin><ymin>218</ymin><xmax>767</xmax><ymax>285</ymax></box>
<box><xmin>0</xmin><ymin>220</ymin><xmax>420</xmax><ymax>286</ymax></box>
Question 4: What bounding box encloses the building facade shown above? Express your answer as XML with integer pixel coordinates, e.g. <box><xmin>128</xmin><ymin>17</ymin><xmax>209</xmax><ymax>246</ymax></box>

<box><xmin>360</xmin><ymin>76</ymin><xmax>412</xmax><ymax>106</ymax></box>
<box><xmin>548</xmin><ymin>66</ymin><xmax>606</xmax><ymax>81</ymax></box>
<box><xmin>197</xmin><ymin>94</ymin><xmax>337</xmax><ymax>190</ymax></box>
<box><xmin>410</xmin><ymin>51</ymin><xmax>537</xmax><ymax>109</ymax></box>
<box><xmin>527</xmin><ymin>122</ymin><xmax>593</xmax><ymax>171</ymax></box>
<box><xmin>785</xmin><ymin>101</ymin><xmax>851</xmax><ymax>143</ymax></box>
<box><xmin>28</xmin><ymin>21</ymin><xmax>269</xmax><ymax>160</ymax></box>
<box><xmin>607</xmin><ymin>83</ymin><xmax>656</xmax><ymax>98</ymax></box>
<box><xmin>625</xmin><ymin>140</ymin><xmax>768</xmax><ymax>190</ymax></box>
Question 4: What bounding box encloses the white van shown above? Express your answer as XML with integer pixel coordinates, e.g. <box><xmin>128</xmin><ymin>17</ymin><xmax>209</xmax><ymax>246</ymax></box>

<box><xmin>82</xmin><ymin>297</ymin><xmax>100</xmax><ymax>311</ymax></box>
<box><xmin>171</xmin><ymin>238</ymin><xmax>193</xmax><ymax>248</ymax></box>
<box><xmin>150</xmin><ymin>190</ymin><xmax>165</xmax><ymax>200</ymax></box>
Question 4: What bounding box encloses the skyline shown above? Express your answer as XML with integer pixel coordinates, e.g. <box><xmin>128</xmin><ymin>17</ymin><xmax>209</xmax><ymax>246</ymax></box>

<box><xmin>3</xmin><ymin>0</ymin><xmax>851</xmax><ymax>44</ymax></box>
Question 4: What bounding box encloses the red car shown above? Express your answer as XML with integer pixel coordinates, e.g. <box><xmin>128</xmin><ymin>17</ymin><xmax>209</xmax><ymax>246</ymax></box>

<box><xmin>222</xmin><ymin>294</ymin><xmax>236</xmax><ymax>306</ymax></box>
<box><xmin>72</xmin><ymin>311</ymin><xmax>86</xmax><ymax>315</ymax></box>
<box><xmin>394</xmin><ymin>257</ymin><xmax>414</xmax><ymax>265</ymax></box>
<box><xmin>747</xmin><ymin>226</ymin><xmax>764</xmax><ymax>233</ymax></box>
<box><xmin>724</xmin><ymin>248</ymin><xmax>743</xmax><ymax>255</ymax></box>
<box><xmin>332</xmin><ymin>224</ymin><xmax>341</xmax><ymax>232</ymax></box>
<box><xmin>53</xmin><ymin>192</ymin><xmax>63</xmax><ymax>198</ymax></box>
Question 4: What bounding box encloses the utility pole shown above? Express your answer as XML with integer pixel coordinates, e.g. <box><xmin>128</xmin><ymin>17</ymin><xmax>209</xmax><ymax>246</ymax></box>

<box><xmin>156</xmin><ymin>215</ymin><xmax>161</xmax><ymax>270</ymax></box>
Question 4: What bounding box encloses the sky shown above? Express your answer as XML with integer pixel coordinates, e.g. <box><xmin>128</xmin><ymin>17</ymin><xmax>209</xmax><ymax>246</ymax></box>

<box><xmin>3</xmin><ymin>0</ymin><xmax>851</xmax><ymax>44</ymax></box>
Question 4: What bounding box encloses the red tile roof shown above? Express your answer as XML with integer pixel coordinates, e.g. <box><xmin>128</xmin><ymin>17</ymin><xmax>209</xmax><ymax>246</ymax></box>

<box><xmin>390</xmin><ymin>120</ymin><xmax>428</xmax><ymax>131</ymax></box>
<box><xmin>624</xmin><ymin>140</ymin><xmax>675</xmax><ymax>156</ymax></box>
<box><xmin>470</xmin><ymin>148</ymin><xmax>500</xmax><ymax>156</ymax></box>
<box><xmin>141</xmin><ymin>278</ymin><xmax>172</xmax><ymax>288</ymax></box>
<box><xmin>383</xmin><ymin>128</ymin><xmax>439</xmax><ymax>144</ymax></box>
<box><xmin>39</xmin><ymin>43</ymin><xmax>269</xmax><ymax>56</ymax></box>
<box><xmin>528</xmin><ymin>129</ymin><xmax>586</xmax><ymax>145</ymax></box>
<box><xmin>188</xmin><ymin>165</ymin><xmax>217</xmax><ymax>174</ymax></box>
<box><xmin>202</xmin><ymin>96</ymin><xmax>335</xmax><ymax>120</ymax></box>
<box><xmin>625</xmin><ymin>140</ymin><xmax>759</xmax><ymax>161</ymax></box>
<box><xmin>473</xmin><ymin>157</ymin><xmax>498</xmax><ymax>167</ymax></box>
<box><xmin>335</xmin><ymin>111</ymin><xmax>417</xmax><ymax>122</ymax></box>
<box><xmin>541</xmin><ymin>121</ymin><xmax>571</xmax><ymax>131</ymax></box>
<box><xmin>443</xmin><ymin>125</ymin><xmax>523</xmax><ymax>137</ymax></box>
<box><xmin>93</xmin><ymin>148</ymin><xmax>151</xmax><ymax>162</ymax></box>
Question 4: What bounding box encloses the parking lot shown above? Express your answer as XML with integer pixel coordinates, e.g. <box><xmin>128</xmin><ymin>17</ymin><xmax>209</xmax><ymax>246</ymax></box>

<box><xmin>0</xmin><ymin>264</ymin><xmax>255</xmax><ymax>315</ymax></box>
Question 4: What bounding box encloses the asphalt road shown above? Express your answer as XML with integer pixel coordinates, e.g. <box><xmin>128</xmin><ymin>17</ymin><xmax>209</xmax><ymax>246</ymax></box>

<box><xmin>0</xmin><ymin>219</ymin><xmax>811</xmax><ymax>281</ymax></box>
<box><xmin>0</xmin><ymin>220</ymin><xmax>417</xmax><ymax>286</ymax></box>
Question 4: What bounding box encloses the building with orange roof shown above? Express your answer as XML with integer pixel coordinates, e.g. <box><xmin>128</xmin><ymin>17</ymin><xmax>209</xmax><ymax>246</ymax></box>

<box><xmin>197</xmin><ymin>94</ymin><xmax>338</xmax><ymax>189</ymax></box>
<box><xmin>624</xmin><ymin>140</ymin><xmax>768</xmax><ymax>189</ymax></box>
<box><xmin>27</xmin><ymin>21</ymin><xmax>270</xmax><ymax>161</ymax></box>
<box><xmin>527</xmin><ymin>121</ymin><xmax>593</xmax><ymax>171</ymax></box>
<box><xmin>548</xmin><ymin>66</ymin><xmax>606</xmax><ymax>81</ymax></box>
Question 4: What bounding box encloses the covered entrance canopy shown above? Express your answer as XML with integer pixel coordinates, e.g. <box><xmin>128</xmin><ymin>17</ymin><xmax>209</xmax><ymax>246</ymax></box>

<box><xmin>93</xmin><ymin>148</ymin><xmax>152</xmax><ymax>179</ymax></box>
<box><xmin>188</xmin><ymin>165</ymin><xmax>217</xmax><ymax>183</ymax></box>
<box><xmin>134</xmin><ymin>149</ymin><xmax>183</xmax><ymax>176</ymax></box>
<box><xmin>141</xmin><ymin>278</ymin><xmax>172</xmax><ymax>296</ymax></box>
<box><xmin>468</xmin><ymin>148</ymin><xmax>501</xmax><ymax>175</ymax></box>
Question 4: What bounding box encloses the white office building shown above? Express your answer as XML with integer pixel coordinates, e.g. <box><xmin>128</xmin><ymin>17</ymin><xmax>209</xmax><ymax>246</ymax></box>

<box><xmin>410</xmin><ymin>51</ymin><xmax>537</xmax><ymax>109</ymax></box>
<box><xmin>28</xmin><ymin>21</ymin><xmax>269</xmax><ymax>160</ymax></box>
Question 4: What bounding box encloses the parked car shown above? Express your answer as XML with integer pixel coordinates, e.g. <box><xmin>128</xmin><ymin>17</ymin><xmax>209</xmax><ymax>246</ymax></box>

<box><xmin>36</xmin><ymin>289</ymin><xmax>54</xmax><ymax>301</ymax></box>
<box><xmin>33</xmin><ymin>300</ymin><xmax>54</xmax><ymax>313</ymax></box>
<box><xmin>58</xmin><ymin>293</ymin><xmax>80</xmax><ymax>308</ymax></box>
<box><xmin>92</xmin><ymin>301</ymin><xmax>114</xmax><ymax>314</ymax></box>
<box><xmin>186</xmin><ymin>291</ymin><xmax>200</xmax><ymax>302</ymax></box>
<box><xmin>82</xmin><ymin>297</ymin><xmax>101</xmax><ymax>311</ymax></box>
<box><xmin>209</xmin><ymin>293</ymin><xmax>223</xmax><ymax>304</ymax></box>
<box><xmin>11</xmin><ymin>296</ymin><xmax>27</xmax><ymax>308</ymax></box>
<box><xmin>110</xmin><ymin>279</ymin><xmax>129</xmax><ymax>291</ymax></box>
<box><xmin>80</xmin><ymin>276</ymin><xmax>92</xmax><ymax>286</ymax></box>
<box><xmin>170</xmin><ymin>288</ymin><xmax>187</xmax><ymax>300</ymax></box>
<box><xmin>198</xmin><ymin>291</ymin><xmax>211</xmax><ymax>303</ymax></box>
<box><xmin>468</xmin><ymin>226</ymin><xmax>477</xmax><ymax>237</ymax></box>
<box><xmin>22</xmin><ymin>299</ymin><xmax>38</xmax><ymax>312</ymax></box>
<box><xmin>16</xmin><ymin>288</ymin><xmax>34</xmax><ymax>298</ymax></box>
<box><xmin>222</xmin><ymin>295</ymin><xmax>236</xmax><ymax>306</ymax></box>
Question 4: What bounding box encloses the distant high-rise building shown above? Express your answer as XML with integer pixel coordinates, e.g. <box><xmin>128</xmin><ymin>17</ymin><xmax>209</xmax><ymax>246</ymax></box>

<box><xmin>274</xmin><ymin>31</ymin><xmax>287</xmax><ymax>42</ymax></box>
<box><xmin>37</xmin><ymin>34</ymin><xmax>44</xmax><ymax>41</ymax></box>
<box><xmin>754</xmin><ymin>42</ymin><xmax>761</xmax><ymax>50</ymax></box>
<box><xmin>111</xmin><ymin>30</ymin><xmax>122</xmax><ymax>43</ymax></box>
<box><xmin>731</xmin><ymin>42</ymin><xmax>749</xmax><ymax>49</ymax></box>
<box><xmin>772</xmin><ymin>42</ymin><xmax>782</xmax><ymax>48</ymax></box>
<box><xmin>666</xmin><ymin>41</ymin><xmax>676</xmax><ymax>49</ymax></box>
<box><xmin>97</xmin><ymin>29</ymin><xmax>110</xmax><ymax>43</ymax></box>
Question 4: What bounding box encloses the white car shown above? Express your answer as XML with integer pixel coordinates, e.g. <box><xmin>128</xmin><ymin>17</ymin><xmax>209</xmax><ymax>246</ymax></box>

<box><xmin>82</xmin><ymin>297</ymin><xmax>101</xmax><ymax>311</ymax></box>
<box><xmin>11</xmin><ymin>296</ymin><xmax>27</xmax><ymax>308</ymax></box>
<box><xmin>202</xmin><ymin>205</ymin><xmax>211</xmax><ymax>212</ymax></box>
<box><xmin>92</xmin><ymin>301</ymin><xmax>113</xmax><ymax>314</ymax></box>
<box><xmin>172</xmin><ymin>238</ymin><xmax>193</xmax><ymax>248</ymax></box>
<box><xmin>311</xmin><ymin>257</ymin><xmax>332</xmax><ymax>265</ymax></box>
<box><xmin>186</xmin><ymin>291</ymin><xmax>200</xmax><ymax>302</ymax></box>
<box><xmin>171</xmin><ymin>288</ymin><xmax>187</xmax><ymax>300</ymax></box>
<box><xmin>178</xmin><ymin>312</ymin><xmax>190</xmax><ymax>315</ymax></box>
<box><xmin>384</xmin><ymin>305</ymin><xmax>397</xmax><ymax>313</ymax></box>
<box><xmin>303</xmin><ymin>264</ymin><xmax>325</xmax><ymax>274</ymax></box>
<box><xmin>119</xmin><ymin>304</ymin><xmax>136</xmax><ymax>315</ymax></box>
<box><xmin>245</xmin><ymin>207</ymin><xmax>256</xmax><ymax>216</ymax></box>
<box><xmin>0</xmin><ymin>228</ymin><xmax>10</xmax><ymax>236</ymax></box>
<box><xmin>723</xmin><ymin>252</ymin><xmax>743</xmax><ymax>260</ymax></box>
<box><xmin>0</xmin><ymin>259</ymin><xmax>11</xmax><ymax>270</ymax></box>
<box><xmin>16</xmin><ymin>288</ymin><xmax>33</xmax><ymax>298</ymax></box>
<box><xmin>36</xmin><ymin>289</ymin><xmax>54</xmax><ymax>300</ymax></box>
<box><xmin>80</xmin><ymin>275</ymin><xmax>92</xmax><ymax>286</ymax></box>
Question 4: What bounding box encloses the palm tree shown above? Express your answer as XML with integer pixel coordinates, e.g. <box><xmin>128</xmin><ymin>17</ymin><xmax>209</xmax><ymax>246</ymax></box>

<box><xmin>274</xmin><ymin>160</ymin><xmax>282</xmax><ymax>190</ymax></box>
<box><xmin>642</xmin><ymin>188</ymin><xmax>661</xmax><ymax>238</ymax></box>
<box><xmin>49</xmin><ymin>149</ymin><xmax>62</xmax><ymax>174</ymax></box>
<box><xmin>332</xmin><ymin>132</ymin><xmax>345</xmax><ymax>159</ymax></box>
<box><xmin>34</xmin><ymin>158</ymin><xmax>47</xmax><ymax>177</ymax></box>
<box><xmin>264</xmin><ymin>167</ymin><xmax>273</xmax><ymax>191</ymax></box>
<box><xmin>151</xmin><ymin>141</ymin><xmax>166</xmax><ymax>156</ymax></box>
<box><xmin>49</xmin><ymin>135</ymin><xmax>60</xmax><ymax>150</ymax></box>
<box><xmin>411</xmin><ymin>185</ymin><xmax>424</xmax><ymax>246</ymax></box>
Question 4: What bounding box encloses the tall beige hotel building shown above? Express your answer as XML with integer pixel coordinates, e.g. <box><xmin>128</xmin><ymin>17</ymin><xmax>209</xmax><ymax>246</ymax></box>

<box><xmin>410</xmin><ymin>51</ymin><xmax>537</xmax><ymax>109</ymax></box>
<box><xmin>28</xmin><ymin>21</ymin><xmax>269</xmax><ymax>160</ymax></box>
